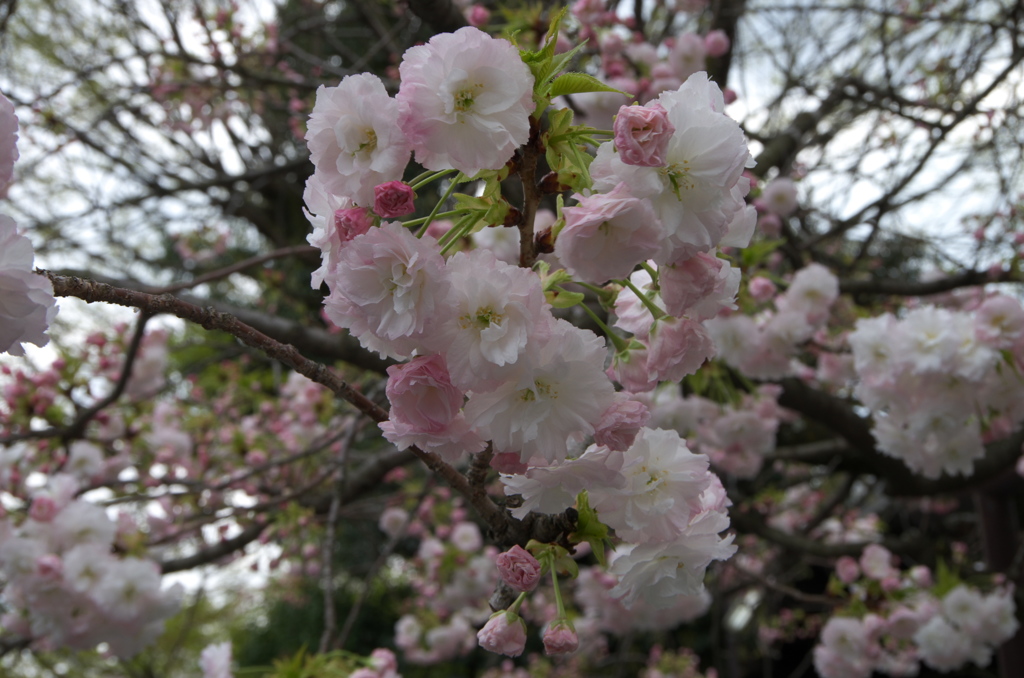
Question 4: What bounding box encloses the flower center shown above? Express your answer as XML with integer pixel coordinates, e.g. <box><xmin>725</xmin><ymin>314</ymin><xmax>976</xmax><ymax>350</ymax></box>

<box><xmin>659</xmin><ymin>160</ymin><xmax>694</xmax><ymax>200</ymax></box>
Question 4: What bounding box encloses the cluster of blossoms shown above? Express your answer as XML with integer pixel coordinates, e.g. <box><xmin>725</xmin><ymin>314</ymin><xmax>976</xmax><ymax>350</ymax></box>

<box><xmin>706</xmin><ymin>263</ymin><xmax>839</xmax><ymax>379</ymax></box>
<box><xmin>847</xmin><ymin>295</ymin><xmax>1024</xmax><ymax>478</ymax></box>
<box><xmin>813</xmin><ymin>544</ymin><xmax>1018</xmax><ymax>677</ymax></box>
<box><xmin>0</xmin><ymin>474</ymin><xmax>182</xmax><ymax>657</ymax></box>
<box><xmin>300</xmin><ymin>19</ymin><xmax>750</xmax><ymax>648</ymax></box>
<box><xmin>0</xmin><ymin>92</ymin><xmax>56</xmax><ymax>357</ymax></box>
<box><xmin>388</xmin><ymin>502</ymin><xmax>499</xmax><ymax>664</ymax></box>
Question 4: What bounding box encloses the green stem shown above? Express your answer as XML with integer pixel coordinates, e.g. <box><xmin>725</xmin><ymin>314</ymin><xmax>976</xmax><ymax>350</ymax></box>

<box><xmin>403</xmin><ymin>210</ymin><xmax>461</xmax><ymax>227</ymax></box>
<box><xmin>508</xmin><ymin>590</ymin><xmax>528</xmax><ymax>615</ymax></box>
<box><xmin>438</xmin><ymin>216</ymin><xmax>478</xmax><ymax>255</ymax></box>
<box><xmin>416</xmin><ymin>176</ymin><xmax>462</xmax><ymax>238</ymax></box>
<box><xmin>574</xmin><ymin>293</ymin><xmax>629</xmax><ymax>353</ymax></box>
<box><xmin>410</xmin><ymin>169</ymin><xmax>456</xmax><ymax>191</ymax></box>
<box><xmin>551</xmin><ymin>568</ymin><xmax>566</xmax><ymax>619</ymax></box>
<box><xmin>640</xmin><ymin>261</ymin><xmax>660</xmax><ymax>287</ymax></box>
<box><xmin>616</xmin><ymin>277</ymin><xmax>665</xmax><ymax>320</ymax></box>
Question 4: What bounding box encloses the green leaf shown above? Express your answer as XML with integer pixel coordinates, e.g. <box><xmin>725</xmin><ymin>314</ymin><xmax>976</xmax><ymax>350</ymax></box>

<box><xmin>549</xmin><ymin>72</ymin><xmax>632</xmax><ymax>98</ymax></box>
<box><xmin>570</xmin><ymin>490</ymin><xmax>611</xmax><ymax>567</ymax></box>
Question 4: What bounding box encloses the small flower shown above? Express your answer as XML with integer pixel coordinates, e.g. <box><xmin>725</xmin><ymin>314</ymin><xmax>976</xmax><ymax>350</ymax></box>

<box><xmin>334</xmin><ymin>207</ymin><xmax>374</xmax><ymax>243</ymax></box>
<box><xmin>542</xmin><ymin>619</ymin><xmax>579</xmax><ymax>655</ymax></box>
<box><xmin>614</xmin><ymin>102</ymin><xmax>675</xmax><ymax>167</ymax></box>
<box><xmin>477</xmin><ymin>610</ymin><xmax>527</xmax><ymax>657</ymax></box>
<box><xmin>373</xmin><ymin>181</ymin><xmax>416</xmax><ymax>218</ymax></box>
<box><xmin>495</xmin><ymin>545</ymin><xmax>542</xmax><ymax>592</ymax></box>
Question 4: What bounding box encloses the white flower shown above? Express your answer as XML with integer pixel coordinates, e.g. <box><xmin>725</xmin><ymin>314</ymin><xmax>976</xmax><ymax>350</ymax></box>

<box><xmin>397</xmin><ymin>27</ymin><xmax>535</xmax><ymax>176</ymax></box>
<box><xmin>592</xmin><ymin>73</ymin><xmax>752</xmax><ymax>264</ymax></box>
<box><xmin>590</xmin><ymin>427</ymin><xmax>711</xmax><ymax>543</ymax></box>
<box><xmin>465</xmin><ymin>320</ymin><xmax>615</xmax><ymax>463</ymax></box>
<box><xmin>306</xmin><ymin>73</ymin><xmax>411</xmax><ymax>205</ymax></box>
<box><xmin>431</xmin><ymin>249</ymin><xmax>551</xmax><ymax>391</ymax></box>
<box><xmin>0</xmin><ymin>214</ymin><xmax>56</xmax><ymax>355</ymax></box>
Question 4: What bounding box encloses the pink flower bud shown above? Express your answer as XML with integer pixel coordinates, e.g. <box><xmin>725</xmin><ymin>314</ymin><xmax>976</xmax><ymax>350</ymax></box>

<box><xmin>704</xmin><ymin>29</ymin><xmax>731</xmax><ymax>57</ymax></box>
<box><xmin>466</xmin><ymin>4</ymin><xmax>490</xmax><ymax>27</ymax></box>
<box><xmin>29</xmin><ymin>496</ymin><xmax>59</xmax><ymax>522</ymax></box>
<box><xmin>477</xmin><ymin>611</ymin><xmax>527</xmax><ymax>657</ymax></box>
<box><xmin>334</xmin><ymin>207</ymin><xmax>374</xmax><ymax>243</ymax></box>
<box><xmin>748</xmin><ymin>276</ymin><xmax>777</xmax><ymax>302</ymax></box>
<box><xmin>613</xmin><ymin>102</ymin><xmax>675</xmax><ymax>167</ymax></box>
<box><xmin>496</xmin><ymin>545</ymin><xmax>542</xmax><ymax>592</ymax></box>
<box><xmin>373</xmin><ymin>181</ymin><xmax>416</xmax><ymax>218</ymax></box>
<box><xmin>542</xmin><ymin>619</ymin><xmax>579</xmax><ymax>655</ymax></box>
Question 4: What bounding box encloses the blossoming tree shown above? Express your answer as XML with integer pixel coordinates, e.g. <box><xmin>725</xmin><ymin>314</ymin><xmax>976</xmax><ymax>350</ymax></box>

<box><xmin>1</xmin><ymin>0</ymin><xmax>1024</xmax><ymax>677</ymax></box>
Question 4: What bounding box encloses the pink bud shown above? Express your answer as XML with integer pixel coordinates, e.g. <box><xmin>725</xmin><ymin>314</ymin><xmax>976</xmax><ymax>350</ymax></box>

<box><xmin>613</xmin><ymin>102</ymin><xmax>675</xmax><ymax>167</ymax></box>
<box><xmin>496</xmin><ymin>545</ymin><xmax>542</xmax><ymax>592</ymax></box>
<box><xmin>373</xmin><ymin>181</ymin><xmax>416</xmax><ymax>218</ymax></box>
<box><xmin>542</xmin><ymin>619</ymin><xmax>579</xmax><ymax>655</ymax></box>
<box><xmin>748</xmin><ymin>276</ymin><xmax>777</xmax><ymax>302</ymax></box>
<box><xmin>466</xmin><ymin>4</ymin><xmax>490</xmax><ymax>27</ymax></box>
<box><xmin>477</xmin><ymin>611</ymin><xmax>527</xmax><ymax>657</ymax></box>
<box><xmin>704</xmin><ymin>29</ymin><xmax>731</xmax><ymax>57</ymax></box>
<box><xmin>29</xmin><ymin>496</ymin><xmax>59</xmax><ymax>523</ymax></box>
<box><xmin>334</xmin><ymin>207</ymin><xmax>374</xmax><ymax>243</ymax></box>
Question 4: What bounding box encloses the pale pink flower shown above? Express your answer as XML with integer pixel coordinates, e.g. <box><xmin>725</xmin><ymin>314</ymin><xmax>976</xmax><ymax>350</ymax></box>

<box><xmin>660</xmin><ymin>252</ymin><xmax>739</xmax><ymax>320</ymax></box>
<box><xmin>0</xmin><ymin>92</ymin><xmax>18</xmax><ymax>196</ymax></box>
<box><xmin>609</xmin><ymin>518</ymin><xmax>737</xmax><ymax>608</ymax></box>
<box><xmin>379</xmin><ymin>354</ymin><xmax>484</xmax><ymax>462</ymax></box>
<box><xmin>594</xmin><ymin>395</ymin><xmax>651</xmax><ymax>451</ymax></box>
<box><xmin>397</xmin><ymin>27</ymin><xmax>534</xmax><ymax>176</ymax></box>
<box><xmin>477</xmin><ymin>611</ymin><xmax>527</xmax><ymax>657</ymax></box>
<box><xmin>374</xmin><ymin>181</ymin><xmax>416</xmax><ymax>218</ymax></box>
<box><xmin>495</xmin><ymin>545</ymin><xmax>541</xmax><ymax>592</ymax></box>
<box><xmin>556</xmin><ymin>183</ymin><xmax>663</xmax><ymax>284</ymax></box>
<box><xmin>430</xmin><ymin>248</ymin><xmax>551</xmax><ymax>391</ymax></box>
<box><xmin>323</xmin><ymin>221</ymin><xmax>451</xmax><ymax>359</ymax></box>
<box><xmin>591</xmin><ymin>73</ymin><xmax>753</xmax><ymax>264</ymax></box>
<box><xmin>464</xmin><ymin>319</ymin><xmax>615</xmax><ymax>463</ymax></box>
<box><xmin>590</xmin><ymin>427</ymin><xmax>711</xmax><ymax>543</ymax></box>
<box><xmin>0</xmin><ymin>215</ymin><xmax>57</xmax><ymax>356</ymax></box>
<box><xmin>500</xmin><ymin>445</ymin><xmax>625</xmax><ymax>519</ymax></box>
<box><xmin>303</xmin><ymin>174</ymin><xmax>356</xmax><ymax>289</ymax></box>
<box><xmin>613</xmin><ymin>103</ymin><xmax>675</xmax><ymax>167</ymax></box>
<box><xmin>858</xmin><ymin>544</ymin><xmax>895</xmax><ymax>580</ymax></box>
<box><xmin>671</xmin><ymin>33</ymin><xmax>707</xmax><ymax>81</ymax></box>
<box><xmin>305</xmin><ymin>73</ymin><xmax>411</xmax><ymax>205</ymax></box>
<box><xmin>759</xmin><ymin>177</ymin><xmax>798</xmax><ymax>217</ymax></box>
<box><xmin>335</xmin><ymin>207</ymin><xmax>375</xmax><ymax>242</ymax></box>
<box><xmin>542</xmin><ymin>619</ymin><xmax>579</xmax><ymax>655</ymax></box>
<box><xmin>646</xmin><ymin>317</ymin><xmax>716</xmax><ymax>383</ymax></box>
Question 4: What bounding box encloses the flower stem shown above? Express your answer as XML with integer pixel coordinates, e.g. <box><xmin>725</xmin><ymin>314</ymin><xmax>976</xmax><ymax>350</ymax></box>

<box><xmin>616</xmin><ymin>277</ymin><xmax>665</xmax><ymax>320</ymax></box>
<box><xmin>416</xmin><ymin>176</ymin><xmax>463</xmax><ymax>238</ymax></box>
<box><xmin>573</xmin><ymin>293</ymin><xmax>629</xmax><ymax>353</ymax></box>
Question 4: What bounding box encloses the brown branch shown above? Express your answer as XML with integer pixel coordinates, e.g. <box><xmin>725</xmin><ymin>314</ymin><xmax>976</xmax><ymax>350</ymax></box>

<box><xmin>46</xmin><ymin>271</ymin><xmax>390</xmax><ymax>423</ymax></box>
